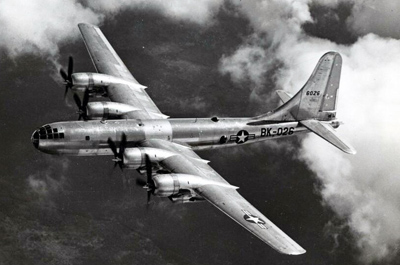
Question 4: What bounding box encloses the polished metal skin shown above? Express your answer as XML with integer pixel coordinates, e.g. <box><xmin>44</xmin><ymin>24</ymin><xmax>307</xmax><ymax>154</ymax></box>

<box><xmin>31</xmin><ymin>23</ymin><xmax>356</xmax><ymax>255</ymax></box>
<box><xmin>32</xmin><ymin>118</ymin><xmax>310</xmax><ymax>156</ymax></box>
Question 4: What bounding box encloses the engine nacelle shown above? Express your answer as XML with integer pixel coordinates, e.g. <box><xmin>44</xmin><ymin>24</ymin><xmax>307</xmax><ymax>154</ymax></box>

<box><xmin>71</xmin><ymin>72</ymin><xmax>146</xmax><ymax>92</ymax></box>
<box><xmin>151</xmin><ymin>173</ymin><xmax>238</xmax><ymax>198</ymax></box>
<box><xmin>86</xmin><ymin>102</ymin><xmax>138</xmax><ymax>120</ymax></box>
<box><xmin>121</xmin><ymin>147</ymin><xmax>176</xmax><ymax>169</ymax></box>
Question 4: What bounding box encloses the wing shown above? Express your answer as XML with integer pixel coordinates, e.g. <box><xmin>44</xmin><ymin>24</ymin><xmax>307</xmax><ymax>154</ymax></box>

<box><xmin>140</xmin><ymin>139</ymin><xmax>306</xmax><ymax>255</ymax></box>
<box><xmin>78</xmin><ymin>23</ymin><xmax>167</xmax><ymax>120</ymax></box>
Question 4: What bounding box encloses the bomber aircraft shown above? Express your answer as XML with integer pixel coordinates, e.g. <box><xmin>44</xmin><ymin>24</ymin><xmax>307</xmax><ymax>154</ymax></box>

<box><xmin>31</xmin><ymin>23</ymin><xmax>355</xmax><ymax>255</ymax></box>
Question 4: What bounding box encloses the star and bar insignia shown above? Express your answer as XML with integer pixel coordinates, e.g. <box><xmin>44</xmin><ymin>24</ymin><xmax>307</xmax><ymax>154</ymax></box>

<box><xmin>230</xmin><ymin>130</ymin><xmax>255</xmax><ymax>144</ymax></box>
<box><xmin>242</xmin><ymin>210</ymin><xmax>267</xmax><ymax>229</ymax></box>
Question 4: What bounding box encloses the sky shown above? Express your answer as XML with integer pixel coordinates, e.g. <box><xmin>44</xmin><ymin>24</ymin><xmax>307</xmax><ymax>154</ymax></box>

<box><xmin>1</xmin><ymin>0</ymin><xmax>400</xmax><ymax>264</ymax></box>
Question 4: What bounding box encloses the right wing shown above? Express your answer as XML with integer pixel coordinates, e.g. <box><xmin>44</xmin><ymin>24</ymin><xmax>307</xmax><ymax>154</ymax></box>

<box><xmin>78</xmin><ymin>23</ymin><xmax>168</xmax><ymax>120</ymax></box>
<box><xmin>140</xmin><ymin>139</ymin><xmax>306</xmax><ymax>255</ymax></box>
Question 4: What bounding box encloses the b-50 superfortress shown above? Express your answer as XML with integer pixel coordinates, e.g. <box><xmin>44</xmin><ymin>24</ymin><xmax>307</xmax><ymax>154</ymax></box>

<box><xmin>31</xmin><ymin>23</ymin><xmax>355</xmax><ymax>255</ymax></box>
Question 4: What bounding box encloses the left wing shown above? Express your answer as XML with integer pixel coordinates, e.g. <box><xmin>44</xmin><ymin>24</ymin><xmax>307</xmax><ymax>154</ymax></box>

<box><xmin>78</xmin><ymin>23</ymin><xmax>168</xmax><ymax>120</ymax></box>
<box><xmin>140</xmin><ymin>139</ymin><xmax>306</xmax><ymax>255</ymax></box>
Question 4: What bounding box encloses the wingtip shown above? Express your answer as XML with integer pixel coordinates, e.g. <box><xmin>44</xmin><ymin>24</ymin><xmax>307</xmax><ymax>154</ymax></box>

<box><xmin>345</xmin><ymin>148</ymin><xmax>357</xmax><ymax>155</ymax></box>
<box><xmin>78</xmin><ymin>23</ymin><xmax>98</xmax><ymax>29</ymax></box>
<box><xmin>279</xmin><ymin>246</ymin><xmax>306</xmax><ymax>255</ymax></box>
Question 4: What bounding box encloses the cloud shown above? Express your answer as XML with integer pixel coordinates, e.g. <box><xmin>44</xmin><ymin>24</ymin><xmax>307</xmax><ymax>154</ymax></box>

<box><xmin>0</xmin><ymin>0</ymin><xmax>224</xmax><ymax>60</ymax></box>
<box><xmin>220</xmin><ymin>41</ymin><xmax>269</xmax><ymax>87</ymax></box>
<box><xmin>218</xmin><ymin>0</ymin><xmax>312</xmax><ymax>99</ymax></box>
<box><xmin>230</xmin><ymin>0</ymin><xmax>312</xmax><ymax>41</ymax></box>
<box><xmin>298</xmin><ymin>35</ymin><xmax>400</xmax><ymax>263</ymax></box>
<box><xmin>219</xmin><ymin>1</ymin><xmax>400</xmax><ymax>263</ymax></box>
<box><xmin>347</xmin><ymin>0</ymin><xmax>400</xmax><ymax>39</ymax></box>
<box><xmin>0</xmin><ymin>0</ymin><xmax>101</xmax><ymax>58</ymax></box>
<box><xmin>85</xmin><ymin>0</ymin><xmax>224</xmax><ymax>25</ymax></box>
<box><xmin>27</xmin><ymin>157</ymin><xmax>70</xmax><ymax>205</ymax></box>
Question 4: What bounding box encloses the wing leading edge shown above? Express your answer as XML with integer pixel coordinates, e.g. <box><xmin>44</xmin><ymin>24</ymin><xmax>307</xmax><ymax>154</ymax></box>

<box><xmin>139</xmin><ymin>139</ymin><xmax>305</xmax><ymax>255</ymax></box>
<box><xmin>78</xmin><ymin>23</ymin><xmax>167</xmax><ymax>120</ymax></box>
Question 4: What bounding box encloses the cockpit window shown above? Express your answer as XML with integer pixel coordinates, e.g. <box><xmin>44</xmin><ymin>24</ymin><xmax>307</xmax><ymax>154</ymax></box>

<box><xmin>38</xmin><ymin>125</ymin><xmax>64</xmax><ymax>139</ymax></box>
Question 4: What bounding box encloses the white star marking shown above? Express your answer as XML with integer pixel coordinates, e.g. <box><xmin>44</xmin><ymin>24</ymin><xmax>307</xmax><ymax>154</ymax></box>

<box><xmin>242</xmin><ymin>210</ymin><xmax>267</xmax><ymax>229</ymax></box>
<box><xmin>246</xmin><ymin>215</ymin><xmax>263</xmax><ymax>224</ymax></box>
<box><xmin>237</xmin><ymin>131</ymin><xmax>247</xmax><ymax>143</ymax></box>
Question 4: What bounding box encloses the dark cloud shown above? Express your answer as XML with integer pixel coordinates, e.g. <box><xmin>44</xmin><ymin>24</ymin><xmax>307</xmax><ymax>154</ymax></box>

<box><xmin>302</xmin><ymin>1</ymin><xmax>357</xmax><ymax>45</ymax></box>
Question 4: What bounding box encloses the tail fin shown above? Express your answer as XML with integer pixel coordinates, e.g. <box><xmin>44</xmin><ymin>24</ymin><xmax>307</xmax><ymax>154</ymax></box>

<box><xmin>251</xmin><ymin>52</ymin><xmax>342</xmax><ymax>122</ymax></box>
<box><xmin>249</xmin><ymin>52</ymin><xmax>356</xmax><ymax>155</ymax></box>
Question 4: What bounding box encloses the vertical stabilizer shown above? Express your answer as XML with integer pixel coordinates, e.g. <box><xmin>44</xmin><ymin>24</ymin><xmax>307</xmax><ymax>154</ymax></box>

<box><xmin>250</xmin><ymin>52</ymin><xmax>342</xmax><ymax>123</ymax></box>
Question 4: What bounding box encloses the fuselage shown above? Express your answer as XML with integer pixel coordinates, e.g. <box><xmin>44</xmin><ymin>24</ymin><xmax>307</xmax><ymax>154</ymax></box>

<box><xmin>31</xmin><ymin>117</ymin><xmax>308</xmax><ymax>156</ymax></box>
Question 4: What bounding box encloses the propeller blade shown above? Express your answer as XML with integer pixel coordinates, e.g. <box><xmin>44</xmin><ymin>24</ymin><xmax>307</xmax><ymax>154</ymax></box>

<box><xmin>63</xmin><ymin>86</ymin><xmax>69</xmax><ymax>100</ymax></box>
<box><xmin>115</xmin><ymin>133</ymin><xmax>127</xmax><ymax>170</ymax></box>
<box><xmin>82</xmin><ymin>89</ymin><xmax>89</xmax><ymax>108</ymax></box>
<box><xmin>79</xmin><ymin>89</ymin><xmax>90</xmax><ymax>120</ymax></box>
<box><xmin>107</xmin><ymin>138</ymin><xmax>118</xmax><ymax>157</ymax></box>
<box><xmin>67</xmin><ymin>56</ymin><xmax>73</xmax><ymax>81</ymax></box>
<box><xmin>145</xmin><ymin>154</ymin><xmax>152</xmax><ymax>184</ymax></box>
<box><xmin>119</xmin><ymin>133</ymin><xmax>127</xmax><ymax>157</ymax></box>
<box><xmin>144</xmin><ymin>154</ymin><xmax>155</xmax><ymax>205</ymax></box>
<box><xmin>147</xmin><ymin>190</ymin><xmax>151</xmax><ymax>204</ymax></box>
<box><xmin>60</xmin><ymin>68</ymin><xmax>68</xmax><ymax>81</ymax></box>
<box><xmin>136</xmin><ymin>178</ymin><xmax>147</xmax><ymax>187</ymax></box>
<box><xmin>73</xmin><ymin>93</ymin><xmax>81</xmax><ymax>109</ymax></box>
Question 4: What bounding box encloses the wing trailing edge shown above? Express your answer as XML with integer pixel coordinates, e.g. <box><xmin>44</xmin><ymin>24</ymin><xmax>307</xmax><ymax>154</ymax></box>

<box><xmin>300</xmin><ymin>120</ymin><xmax>356</xmax><ymax>154</ymax></box>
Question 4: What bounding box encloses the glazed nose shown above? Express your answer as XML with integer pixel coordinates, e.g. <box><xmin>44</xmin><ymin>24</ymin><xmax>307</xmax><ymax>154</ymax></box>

<box><xmin>31</xmin><ymin>130</ymin><xmax>39</xmax><ymax>149</ymax></box>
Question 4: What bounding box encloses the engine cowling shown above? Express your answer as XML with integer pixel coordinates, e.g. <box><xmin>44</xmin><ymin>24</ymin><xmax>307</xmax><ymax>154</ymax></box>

<box><xmin>71</xmin><ymin>73</ymin><xmax>146</xmax><ymax>92</ymax></box>
<box><xmin>151</xmin><ymin>173</ymin><xmax>238</xmax><ymax>198</ymax></box>
<box><xmin>121</xmin><ymin>147</ymin><xmax>176</xmax><ymax>169</ymax></box>
<box><xmin>86</xmin><ymin>102</ymin><xmax>138</xmax><ymax>120</ymax></box>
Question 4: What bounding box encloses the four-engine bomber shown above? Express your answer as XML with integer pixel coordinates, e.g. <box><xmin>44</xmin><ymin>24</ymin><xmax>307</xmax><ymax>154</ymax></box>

<box><xmin>31</xmin><ymin>23</ymin><xmax>356</xmax><ymax>255</ymax></box>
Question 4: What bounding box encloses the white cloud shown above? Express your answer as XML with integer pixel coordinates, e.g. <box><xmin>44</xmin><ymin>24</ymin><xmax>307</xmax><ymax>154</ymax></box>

<box><xmin>219</xmin><ymin>0</ymin><xmax>312</xmax><ymax>94</ymax></box>
<box><xmin>220</xmin><ymin>1</ymin><xmax>400</xmax><ymax>263</ymax></box>
<box><xmin>220</xmin><ymin>42</ymin><xmax>269</xmax><ymax>87</ymax></box>
<box><xmin>231</xmin><ymin>0</ymin><xmax>312</xmax><ymax>42</ymax></box>
<box><xmin>297</xmin><ymin>35</ymin><xmax>400</xmax><ymax>263</ymax></box>
<box><xmin>0</xmin><ymin>0</ymin><xmax>101</xmax><ymax>58</ymax></box>
<box><xmin>0</xmin><ymin>0</ymin><xmax>224</xmax><ymax>60</ymax></box>
<box><xmin>86</xmin><ymin>0</ymin><xmax>224</xmax><ymax>25</ymax></box>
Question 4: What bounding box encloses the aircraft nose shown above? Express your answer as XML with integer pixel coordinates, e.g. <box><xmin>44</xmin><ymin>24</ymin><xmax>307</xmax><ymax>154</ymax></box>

<box><xmin>31</xmin><ymin>130</ymin><xmax>39</xmax><ymax>149</ymax></box>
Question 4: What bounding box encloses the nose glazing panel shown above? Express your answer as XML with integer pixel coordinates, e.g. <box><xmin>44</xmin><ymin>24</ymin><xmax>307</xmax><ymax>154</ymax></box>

<box><xmin>31</xmin><ymin>130</ymin><xmax>39</xmax><ymax>149</ymax></box>
<box><xmin>37</xmin><ymin>125</ymin><xmax>65</xmax><ymax>140</ymax></box>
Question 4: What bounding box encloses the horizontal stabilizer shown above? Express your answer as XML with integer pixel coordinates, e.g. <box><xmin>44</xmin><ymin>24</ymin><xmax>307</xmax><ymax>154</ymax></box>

<box><xmin>276</xmin><ymin>90</ymin><xmax>293</xmax><ymax>104</ymax></box>
<box><xmin>300</xmin><ymin>120</ymin><xmax>356</xmax><ymax>154</ymax></box>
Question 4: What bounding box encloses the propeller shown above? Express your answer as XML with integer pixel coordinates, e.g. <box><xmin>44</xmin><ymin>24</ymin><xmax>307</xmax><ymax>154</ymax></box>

<box><xmin>73</xmin><ymin>89</ymin><xmax>89</xmax><ymax>120</ymax></box>
<box><xmin>60</xmin><ymin>56</ymin><xmax>74</xmax><ymax>99</ymax></box>
<box><xmin>136</xmin><ymin>154</ymin><xmax>155</xmax><ymax>204</ymax></box>
<box><xmin>107</xmin><ymin>133</ymin><xmax>127</xmax><ymax>170</ymax></box>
